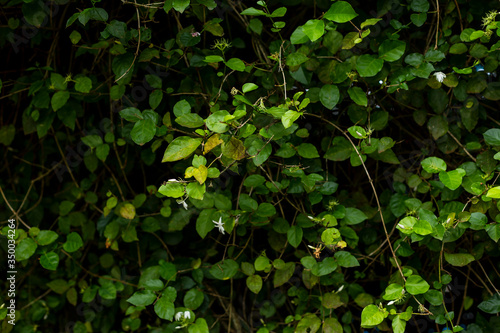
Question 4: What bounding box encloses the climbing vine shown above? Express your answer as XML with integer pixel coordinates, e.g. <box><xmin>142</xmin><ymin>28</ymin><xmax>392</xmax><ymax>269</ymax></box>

<box><xmin>1</xmin><ymin>0</ymin><xmax>500</xmax><ymax>332</ymax></box>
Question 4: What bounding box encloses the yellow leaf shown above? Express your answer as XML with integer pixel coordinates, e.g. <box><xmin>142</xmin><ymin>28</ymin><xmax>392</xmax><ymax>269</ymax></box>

<box><xmin>204</xmin><ymin>134</ymin><xmax>224</xmax><ymax>154</ymax></box>
<box><xmin>120</xmin><ymin>203</ymin><xmax>136</xmax><ymax>219</ymax></box>
<box><xmin>192</xmin><ymin>165</ymin><xmax>208</xmax><ymax>184</ymax></box>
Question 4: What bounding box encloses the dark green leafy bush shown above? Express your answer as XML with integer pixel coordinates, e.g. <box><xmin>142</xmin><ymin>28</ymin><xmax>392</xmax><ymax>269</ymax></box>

<box><xmin>1</xmin><ymin>0</ymin><xmax>500</xmax><ymax>332</ymax></box>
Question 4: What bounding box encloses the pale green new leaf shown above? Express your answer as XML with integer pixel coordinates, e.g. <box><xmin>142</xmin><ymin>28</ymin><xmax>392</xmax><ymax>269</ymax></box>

<box><xmin>162</xmin><ymin>136</ymin><xmax>202</xmax><ymax>162</ymax></box>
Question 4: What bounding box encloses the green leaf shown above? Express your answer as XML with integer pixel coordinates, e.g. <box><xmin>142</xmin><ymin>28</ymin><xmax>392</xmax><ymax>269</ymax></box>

<box><xmin>324</xmin><ymin>136</ymin><xmax>352</xmax><ymax>161</ymax></box>
<box><xmin>51</xmin><ymin>91</ymin><xmax>70</xmax><ymax>111</ymax></box>
<box><xmin>162</xmin><ymin>136</ymin><xmax>202</xmax><ymax>162</ymax></box>
<box><xmin>302</xmin><ymin>19</ymin><xmax>324</xmax><ymax>42</ymax></box>
<box><xmin>425</xmin><ymin>49</ymin><xmax>445</xmax><ymax>62</ymax></box>
<box><xmin>36</xmin><ymin>230</ymin><xmax>59</xmax><ymax>245</ymax></box>
<box><xmin>158</xmin><ymin>182</ymin><xmax>185</xmax><ymax>198</ymax></box>
<box><xmin>273</xmin><ymin>262</ymin><xmax>295</xmax><ymax>287</ymax></box>
<box><xmin>348</xmin><ymin>126</ymin><xmax>366</xmax><ymax>139</ymax></box>
<box><xmin>173</xmin><ymin>100</ymin><xmax>191</xmax><ymax>117</ymax></box>
<box><xmin>99</xmin><ymin>282</ymin><xmax>117</xmax><ymax>300</ymax></box>
<box><xmin>392</xmin><ymin>316</ymin><xmax>407</xmax><ymax>333</ymax></box>
<box><xmin>173</xmin><ymin>0</ymin><xmax>190</xmax><ymax>13</ymax></box>
<box><xmin>343</xmin><ymin>207</ymin><xmax>367</xmax><ymax>225</ymax></box>
<box><xmin>16</xmin><ymin>238</ymin><xmax>37</xmax><ymax>261</ymax></box>
<box><xmin>411</xmin><ymin>0</ymin><xmax>430</xmax><ymax>12</ymax></box>
<box><xmin>131</xmin><ymin>119</ymin><xmax>156</xmax><ymax>145</ymax></box>
<box><xmin>63</xmin><ymin>232</ymin><xmax>84</xmax><ymax>253</ymax></box>
<box><xmin>184</xmin><ymin>288</ymin><xmax>204</xmax><ymax>310</ymax></box>
<box><xmin>335</xmin><ymin>251</ymin><xmax>359</xmax><ymax>267</ymax></box>
<box><xmin>81</xmin><ymin>135</ymin><xmax>103</xmax><ymax>149</ymax></box>
<box><xmin>378</xmin><ymin>40</ymin><xmax>406</xmax><ymax>62</ymax></box>
<box><xmin>206</xmin><ymin>110</ymin><xmax>230</xmax><ymax>133</ymax></box>
<box><xmin>282</xmin><ymin>110</ymin><xmax>301</xmax><ymax>129</ymax></box>
<box><xmin>269</xmin><ymin>7</ymin><xmax>287</xmax><ymax>18</ymax></box>
<box><xmin>186</xmin><ymin>182</ymin><xmax>205</xmax><ymax>200</ymax></box>
<box><xmin>347</xmin><ymin>87</ymin><xmax>368</xmax><ymax>106</ymax></box>
<box><xmin>127</xmin><ymin>290</ymin><xmax>156</xmax><ymax>306</ymax></box>
<box><xmin>319</xmin><ymin>84</ymin><xmax>340</xmax><ymax>109</ymax></box>
<box><xmin>287</xmin><ymin>225</ymin><xmax>303</xmax><ymax>248</ymax></box>
<box><xmin>47</xmin><ymin>279</ymin><xmax>70</xmax><ymax>294</ymax></box>
<box><xmin>120</xmin><ymin>107</ymin><xmax>142</xmax><ymax>122</ymax></box>
<box><xmin>256</xmin><ymin>202</ymin><xmax>276</xmax><ymax>217</ymax></box>
<box><xmin>324</xmin><ymin>1</ymin><xmax>358</xmax><ymax>23</ymax></box>
<box><xmin>444</xmin><ymin>252</ymin><xmax>475</xmax><ymax>267</ymax></box>
<box><xmin>439</xmin><ymin>169</ymin><xmax>465</xmax><ymax>190</ymax></box>
<box><xmin>40</xmin><ymin>251</ymin><xmax>59</xmax><ymax>270</ymax></box>
<box><xmin>188</xmin><ymin>318</ymin><xmax>209</xmax><ymax>333</ymax></box>
<box><xmin>195</xmin><ymin>209</ymin><xmax>215</xmax><ymax>238</ymax></box>
<box><xmin>361</xmin><ymin>304</ymin><xmax>385</xmax><ymax>327</ymax></box>
<box><xmin>225</xmin><ymin>58</ymin><xmax>245</xmax><ymax>71</ymax></box>
<box><xmin>449</xmin><ymin>43</ymin><xmax>467</xmax><ymax>54</ymax></box>
<box><xmin>154</xmin><ymin>296</ymin><xmax>175</xmax><ymax>320</ymax></box>
<box><xmin>246</xmin><ymin>275</ymin><xmax>263</xmax><ymax>294</ymax></box>
<box><xmin>175</xmin><ymin>113</ymin><xmax>205</xmax><ymax>128</ymax></box>
<box><xmin>209</xmin><ymin>259</ymin><xmax>239</xmax><ymax>280</ymax></box>
<box><xmin>383</xmin><ymin>283</ymin><xmax>404</xmax><ymax>300</ymax></box>
<box><xmin>425</xmin><ymin>289</ymin><xmax>444</xmax><ymax>306</ymax></box>
<box><xmin>244</xmin><ymin>175</ymin><xmax>266</xmax><ymax>187</ymax></box>
<box><xmin>0</xmin><ymin>124</ymin><xmax>15</xmax><ymax>146</ymax></box>
<box><xmin>22</xmin><ymin>1</ymin><xmax>47</xmax><ymax>27</ymax></box>
<box><xmin>421</xmin><ymin>157</ymin><xmax>447</xmax><ymax>173</ymax></box>
<box><xmin>321</xmin><ymin>228</ymin><xmax>340</xmax><ymax>245</ymax></box>
<box><xmin>74</xmin><ymin>76</ymin><xmax>92</xmax><ymax>93</ymax></box>
<box><xmin>356</xmin><ymin>55</ymin><xmax>384</xmax><ymax>77</ymax></box>
<box><xmin>221</xmin><ymin>137</ymin><xmax>246</xmax><ymax>160</ymax></box>
<box><xmin>290</xmin><ymin>26</ymin><xmax>310</xmax><ymax>44</ymax></box>
<box><xmin>483</xmin><ymin>128</ymin><xmax>500</xmax><ymax>146</ymax></box>
<box><xmin>242</xmin><ymin>83</ymin><xmax>258</xmax><ymax>93</ymax></box>
<box><xmin>486</xmin><ymin>224</ymin><xmax>500</xmax><ymax>242</ymax></box>
<box><xmin>149</xmin><ymin>89</ymin><xmax>163</xmax><ymax>110</ymax></box>
<box><xmin>286</xmin><ymin>52</ymin><xmax>309</xmax><ymax>67</ymax></box>
<box><xmin>405</xmin><ymin>275</ymin><xmax>430</xmax><ymax>295</ymax></box>
<box><xmin>478</xmin><ymin>294</ymin><xmax>500</xmax><ymax>314</ymax></box>
<box><xmin>411</xmin><ymin>12</ymin><xmax>427</xmax><ymax>27</ymax></box>
<box><xmin>296</xmin><ymin>143</ymin><xmax>319</xmax><ymax>158</ymax></box>
<box><xmin>240</xmin><ymin>7</ymin><xmax>267</xmax><ymax>16</ymax></box>
<box><xmin>96</xmin><ymin>144</ymin><xmax>110</xmax><ymax>162</ymax></box>
<box><xmin>413</xmin><ymin>219</ymin><xmax>433</xmax><ymax>235</ymax></box>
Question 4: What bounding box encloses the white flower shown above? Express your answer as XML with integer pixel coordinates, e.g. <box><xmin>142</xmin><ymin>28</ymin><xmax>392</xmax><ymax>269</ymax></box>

<box><xmin>168</xmin><ymin>179</ymin><xmax>179</xmax><ymax>182</ymax></box>
<box><xmin>307</xmin><ymin>216</ymin><xmax>314</xmax><ymax>220</ymax></box>
<box><xmin>175</xmin><ymin>312</ymin><xmax>183</xmax><ymax>321</ymax></box>
<box><xmin>397</xmin><ymin>223</ymin><xmax>406</xmax><ymax>229</ymax></box>
<box><xmin>213</xmin><ymin>216</ymin><xmax>225</xmax><ymax>234</ymax></box>
<box><xmin>387</xmin><ymin>300</ymin><xmax>396</xmax><ymax>306</ymax></box>
<box><xmin>175</xmin><ymin>326</ymin><xmax>182</xmax><ymax>330</ymax></box>
<box><xmin>176</xmin><ymin>197</ymin><xmax>188</xmax><ymax>210</ymax></box>
<box><xmin>184</xmin><ymin>310</ymin><xmax>191</xmax><ymax>319</ymax></box>
<box><xmin>337</xmin><ymin>285</ymin><xmax>344</xmax><ymax>292</ymax></box>
<box><xmin>433</xmin><ymin>71</ymin><xmax>446</xmax><ymax>83</ymax></box>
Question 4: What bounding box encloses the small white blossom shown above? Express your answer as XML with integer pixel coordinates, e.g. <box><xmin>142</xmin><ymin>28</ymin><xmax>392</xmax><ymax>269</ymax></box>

<box><xmin>191</xmin><ymin>31</ymin><xmax>200</xmax><ymax>37</ymax></box>
<box><xmin>337</xmin><ymin>285</ymin><xmax>344</xmax><ymax>292</ymax></box>
<box><xmin>176</xmin><ymin>197</ymin><xmax>188</xmax><ymax>210</ymax></box>
<box><xmin>387</xmin><ymin>300</ymin><xmax>396</xmax><ymax>306</ymax></box>
<box><xmin>397</xmin><ymin>223</ymin><xmax>406</xmax><ymax>229</ymax></box>
<box><xmin>184</xmin><ymin>310</ymin><xmax>191</xmax><ymax>319</ymax></box>
<box><xmin>168</xmin><ymin>179</ymin><xmax>180</xmax><ymax>182</ymax></box>
<box><xmin>175</xmin><ymin>312</ymin><xmax>183</xmax><ymax>321</ymax></box>
<box><xmin>433</xmin><ymin>71</ymin><xmax>446</xmax><ymax>83</ymax></box>
<box><xmin>175</xmin><ymin>326</ymin><xmax>182</xmax><ymax>330</ymax></box>
<box><xmin>307</xmin><ymin>216</ymin><xmax>314</xmax><ymax>220</ymax></box>
<box><xmin>213</xmin><ymin>217</ymin><xmax>225</xmax><ymax>234</ymax></box>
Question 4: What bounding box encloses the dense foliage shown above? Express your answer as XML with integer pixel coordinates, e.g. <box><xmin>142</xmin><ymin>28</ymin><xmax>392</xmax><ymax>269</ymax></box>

<box><xmin>2</xmin><ymin>0</ymin><xmax>500</xmax><ymax>332</ymax></box>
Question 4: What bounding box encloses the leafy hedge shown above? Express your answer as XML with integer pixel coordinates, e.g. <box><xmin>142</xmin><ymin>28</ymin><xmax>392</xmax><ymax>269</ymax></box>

<box><xmin>2</xmin><ymin>0</ymin><xmax>500</xmax><ymax>332</ymax></box>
